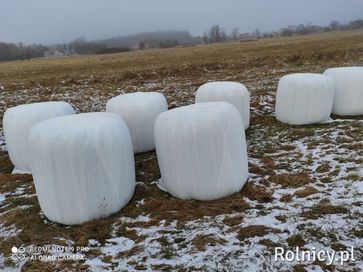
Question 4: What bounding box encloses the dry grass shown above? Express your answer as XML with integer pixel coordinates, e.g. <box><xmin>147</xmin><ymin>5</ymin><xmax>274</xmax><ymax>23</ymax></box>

<box><xmin>222</xmin><ymin>215</ymin><xmax>243</xmax><ymax>226</ymax></box>
<box><xmin>241</xmin><ymin>182</ymin><xmax>274</xmax><ymax>202</ymax></box>
<box><xmin>191</xmin><ymin>234</ymin><xmax>227</xmax><ymax>251</ymax></box>
<box><xmin>286</xmin><ymin>234</ymin><xmax>306</xmax><ymax>247</ymax></box>
<box><xmin>316</xmin><ymin>162</ymin><xmax>331</xmax><ymax>173</ymax></box>
<box><xmin>237</xmin><ymin>225</ymin><xmax>280</xmax><ymax>241</ymax></box>
<box><xmin>294</xmin><ymin>187</ymin><xmax>319</xmax><ymax>198</ymax></box>
<box><xmin>301</xmin><ymin>204</ymin><xmax>349</xmax><ymax>220</ymax></box>
<box><xmin>293</xmin><ymin>264</ymin><xmax>307</xmax><ymax>272</ymax></box>
<box><xmin>140</xmin><ymin>189</ymin><xmax>251</xmax><ymax>222</ymax></box>
<box><xmin>270</xmin><ymin>173</ymin><xmax>312</xmax><ymax>188</ymax></box>
<box><xmin>0</xmin><ymin>174</ymin><xmax>33</xmax><ymax>194</ymax></box>
<box><xmin>279</xmin><ymin>194</ymin><xmax>293</xmax><ymax>203</ymax></box>
<box><xmin>0</xmin><ymin>151</ymin><xmax>13</xmax><ymax>173</ymax></box>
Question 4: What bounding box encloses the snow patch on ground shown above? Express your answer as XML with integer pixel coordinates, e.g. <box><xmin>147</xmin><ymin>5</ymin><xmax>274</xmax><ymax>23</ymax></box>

<box><xmin>0</xmin><ymin>74</ymin><xmax>362</xmax><ymax>271</ymax></box>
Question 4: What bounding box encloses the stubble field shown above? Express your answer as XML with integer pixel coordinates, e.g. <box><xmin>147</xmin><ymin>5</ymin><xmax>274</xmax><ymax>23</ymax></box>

<box><xmin>0</xmin><ymin>31</ymin><xmax>362</xmax><ymax>271</ymax></box>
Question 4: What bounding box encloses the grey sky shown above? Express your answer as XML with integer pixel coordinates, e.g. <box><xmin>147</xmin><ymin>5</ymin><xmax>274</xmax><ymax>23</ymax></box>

<box><xmin>1</xmin><ymin>0</ymin><xmax>362</xmax><ymax>45</ymax></box>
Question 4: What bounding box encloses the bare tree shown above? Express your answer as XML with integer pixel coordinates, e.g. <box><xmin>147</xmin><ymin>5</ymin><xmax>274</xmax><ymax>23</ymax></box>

<box><xmin>254</xmin><ymin>28</ymin><xmax>261</xmax><ymax>39</ymax></box>
<box><xmin>202</xmin><ymin>32</ymin><xmax>209</xmax><ymax>44</ymax></box>
<box><xmin>208</xmin><ymin>25</ymin><xmax>227</xmax><ymax>43</ymax></box>
<box><xmin>231</xmin><ymin>28</ymin><xmax>240</xmax><ymax>41</ymax></box>
<box><xmin>221</xmin><ymin>28</ymin><xmax>227</xmax><ymax>42</ymax></box>
<box><xmin>329</xmin><ymin>20</ymin><xmax>340</xmax><ymax>31</ymax></box>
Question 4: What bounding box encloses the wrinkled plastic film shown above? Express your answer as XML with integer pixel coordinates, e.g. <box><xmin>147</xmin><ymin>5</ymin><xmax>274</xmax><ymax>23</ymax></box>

<box><xmin>3</xmin><ymin>102</ymin><xmax>75</xmax><ymax>172</ymax></box>
<box><xmin>155</xmin><ymin>102</ymin><xmax>249</xmax><ymax>201</ymax></box>
<box><xmin>196</xmin><ymin>81</ymin><xmax>250</xmax><ymax>129</ymax></box>
<box><xmin>29</xmin><ymin>113</ymin><xmax>135</xmax><ymax>225</ymax></box>
<box><xmin>107</xmin><ymin>92</ymin><xmax>168</xmax><ymax>153</ymax></box>
<box><xmin>275</xmin><ymin>73</ymin><xmax>334</xmax><ymax>125</ymax></box>
<box><xmin>324</xmin><ymin>67</ymin><xmax>363</xmax><ymax>116</ymax></box>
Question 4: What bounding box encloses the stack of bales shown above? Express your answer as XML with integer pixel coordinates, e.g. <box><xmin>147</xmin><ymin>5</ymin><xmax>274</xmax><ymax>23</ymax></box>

<box><xmin>275</xmin><ymin>67</ymin><xmax>363</xmax><ymax>125</ymax></box>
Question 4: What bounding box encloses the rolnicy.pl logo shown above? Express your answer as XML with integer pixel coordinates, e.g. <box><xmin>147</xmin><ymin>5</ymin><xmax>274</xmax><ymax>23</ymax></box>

<box><xmin>275</xmin><ymin>246</ymin><xmax>356</xmax><ymax>265</ymax></box>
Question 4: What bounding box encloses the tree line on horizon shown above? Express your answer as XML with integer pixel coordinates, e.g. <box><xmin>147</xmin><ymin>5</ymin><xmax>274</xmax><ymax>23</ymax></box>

<box><xmin>202</xmin><ymin>19</ymin><xmax>363</xmax><ymax>43</ymax></box>
<box><xmin>0</xmin><ymin>42</ymin><xmax>47</xmax><ymax>62</ymax></box>
<box><xmin>0</xmin><ymin>19</ymin><xmax>362</xmax><ymax>62</ymax></box>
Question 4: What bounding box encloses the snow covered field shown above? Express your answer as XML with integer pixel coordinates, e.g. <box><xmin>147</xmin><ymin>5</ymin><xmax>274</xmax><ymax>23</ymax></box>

<box><xmin>0</xmin><ymin>31</ymin><xmax>362</xmax><ymax>271</ymax></box>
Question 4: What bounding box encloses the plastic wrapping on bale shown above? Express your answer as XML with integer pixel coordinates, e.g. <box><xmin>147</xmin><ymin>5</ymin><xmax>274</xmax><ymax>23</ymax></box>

<box><xmin>154</xmin><ymin>102</ymin><xmax>249</xmax><ymax>201</ymax></box>
<box><xmin>275</xmin><ymin>73</ymin><xmax>334</xmax><ymax>125</ymax></box>
<box><xmin>106</xmin><ymin>92</ymin><xmax>168</xmax><ymax>153</ymax></box>
<box><xmin>324</xmin><ymin>67</ymin><xmax>363</xmax><ymax>116</ymax></box>
<box><xmin>29</xmin><ymin>112</ymin><xmax>135</xmax><ymax>225</ymax></box>
<box><xmin>3</xmin><ymin>102</ymin><xmax>75</xmax><ymax>173</ymax></box>
<box><xmin>195</xmin><ymin>82</ymin><xmax>250</xmax><ymax>129</ymax></box>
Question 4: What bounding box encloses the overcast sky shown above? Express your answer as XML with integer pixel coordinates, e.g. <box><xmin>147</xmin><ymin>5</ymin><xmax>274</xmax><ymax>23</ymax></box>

<box><xmin>1</xmin><ymin>0</ymin><xmax>362</xmax><ymax>45</ymax></box>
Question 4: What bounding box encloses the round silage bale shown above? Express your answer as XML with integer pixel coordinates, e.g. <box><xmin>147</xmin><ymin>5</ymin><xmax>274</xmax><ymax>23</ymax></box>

<box><xmin>195</xmin><ymin>82</ymin><xmax>250</xmax><ymax>129</ymax></box>
<box><xmin>3</xmin><ymin>102</ymin><xmax>75</xmax><ymax>173</ymax></box>
<box><xmin>106</xmin><ymin>92</ymin><xmax>168</xmax><ymax>153</ymax></box>
<box><xmin>275</xmin><ymin>73</ymin><xmax>334</xmax><ymax>125</ymax></box>
<box><xmin>154</xmin><ymin>102</ymin><xmax>249</xmax><ymax>201</ymax></box>
<box><xmin>324</xmin><ymin>67</ymin><xmax>363</xmax><ymax>116</ymax></box>
<box><xmin>29</xmin><ymin>112</ymin><xmax>135</xmax><ymax>225</ymax></box>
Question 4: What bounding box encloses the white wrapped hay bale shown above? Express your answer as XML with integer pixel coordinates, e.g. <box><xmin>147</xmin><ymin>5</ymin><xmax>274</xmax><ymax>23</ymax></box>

<box><xmin>29</xmin><ymin>112</ymin><xmax>135</xmax><ymax>225</ymax></box>
<box><xmin>323</xmin><ymin>67</ymin><xmax>363</xmax><ymax>116</ymax></box>
<box><xmin>106</xmin><ymin>92</ymin><xmax>168</xmax><ymax>153</ymax></box>
<box><xmin>275</xmin><ymin>73</ymin><xmax>334</xmax><ymax>125</ymax></box>
<box><xmin>195</xmin><ymin>82</ymin><xmax>250</xmax><ymax>129</ymax></box>
<box><xmin>3</xmin><ymin>102</ymin><xmax>75</xmax><ymax>173</ymax></box>
<box><xmin>154</xmin><ymin>102</ymin><xmax>248</xmax><ymax>201</ymax></box>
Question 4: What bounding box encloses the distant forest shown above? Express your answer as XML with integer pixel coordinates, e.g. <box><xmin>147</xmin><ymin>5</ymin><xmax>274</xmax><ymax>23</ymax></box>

<box><xmin>0</xmin><ymin>19</ymin><xmax>363</xmax><ymax>62</ymax></box>
<box><xmin>97</xmin><ymin>30</ymin><xmax>201</xmax><ymax>48</ymax></box>
<box><xmin>0</xmin><ymin>43</ymin><xmax>47</xmax><ymax>62</ymax></box>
